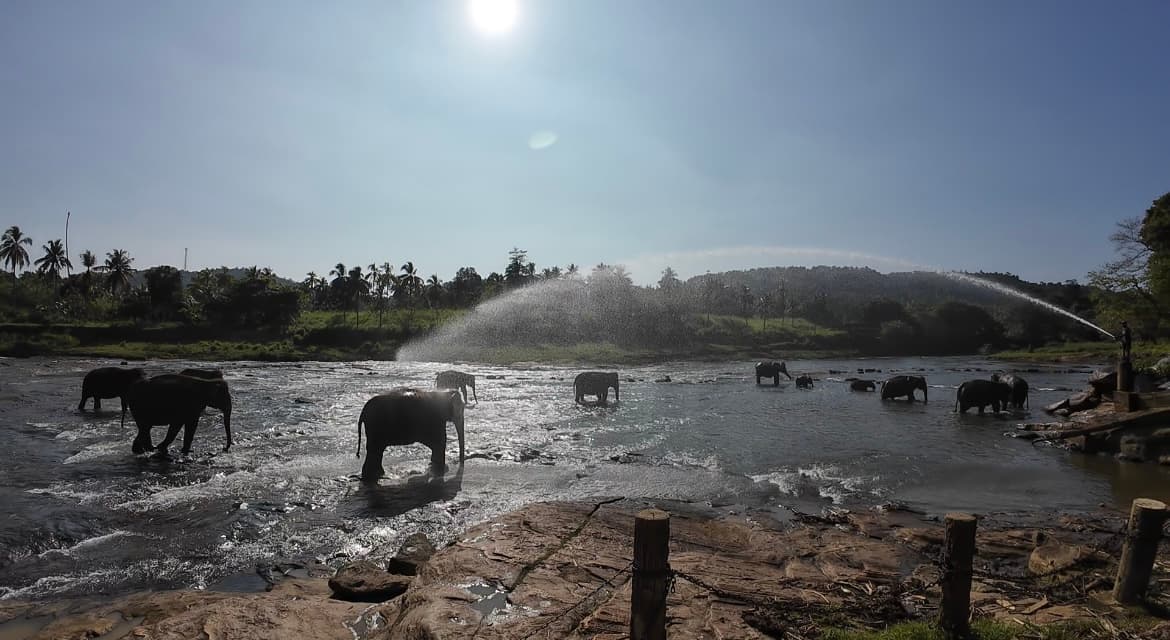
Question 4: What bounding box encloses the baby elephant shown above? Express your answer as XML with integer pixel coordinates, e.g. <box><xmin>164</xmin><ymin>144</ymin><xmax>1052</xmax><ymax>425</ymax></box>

<box><xmin>795</xmin><ymin>375</ymin><xmax>814</xmax><ymax>389</ymax></box>
<box><xmin>850</xmin><ymin>379</ymin><xmax>876</xmax><ymax>392</ymax></box>
<box><xmin>78</xmin><ymin>366</ymin><xmax>146</xmax><ymax>412</ymax></box>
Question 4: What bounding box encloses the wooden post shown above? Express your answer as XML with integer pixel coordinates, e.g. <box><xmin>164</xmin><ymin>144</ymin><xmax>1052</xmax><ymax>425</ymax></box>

<box><xmin>1113</xmin><ymin>498</ymin><xmax>1168</xmax><ymax>604</ymax></box>
<box><xmin>1118</xmin><ymin>360</ymin><xmax>1134</xmax><ymax>393</ymax></box>
<box><xmin>938</xmin><ymin>513</ymin><xmax>977</xmax><ymax>639</ymax></box>
<box><xmin>630</xmin><ymin>509</ymin><xmax>670</xmax><ymax>640</ymax></box>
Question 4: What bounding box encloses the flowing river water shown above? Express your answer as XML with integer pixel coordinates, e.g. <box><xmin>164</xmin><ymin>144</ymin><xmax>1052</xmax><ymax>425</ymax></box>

<box><xmin>2</xmin><ymin>355</ymin><xmax>1169</xmax><ymax>602</ymax></box>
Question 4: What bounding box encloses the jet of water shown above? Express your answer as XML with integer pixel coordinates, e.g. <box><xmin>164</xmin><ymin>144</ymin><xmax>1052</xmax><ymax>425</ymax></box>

<box><xmin>940</xmin><ymin>272</ymin><xmax>1115</xmax><ymax>339</ymax></box>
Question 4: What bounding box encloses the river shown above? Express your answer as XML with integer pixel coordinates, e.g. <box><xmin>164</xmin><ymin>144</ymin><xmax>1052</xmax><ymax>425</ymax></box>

<box><xmin>2</xmin><ymin>355</ymin><xmax>1168</xmax><ymax>601</ymax></box>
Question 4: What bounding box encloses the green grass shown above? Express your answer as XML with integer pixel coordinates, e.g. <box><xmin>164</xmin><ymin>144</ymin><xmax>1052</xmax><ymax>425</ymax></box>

<box><xmin>294</xmin><ymin>308</ymin><xmax>461</xmax><ymax>333</ymax></box>
<box><xmin>993</xmin><ymin>340</ymin><xmax>1170</xmax><ymax>367</ymax></box>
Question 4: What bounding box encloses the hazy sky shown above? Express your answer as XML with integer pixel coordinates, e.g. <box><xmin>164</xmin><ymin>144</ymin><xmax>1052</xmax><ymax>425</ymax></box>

<box><xmin>2</xmin><ymin>1</ymin><xmax>1167</xmax><ymax>285</ymax></box>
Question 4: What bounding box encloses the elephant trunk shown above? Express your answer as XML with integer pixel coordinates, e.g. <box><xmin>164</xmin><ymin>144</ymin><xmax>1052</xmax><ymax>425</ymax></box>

<box><xmin>922</xmin><ymin>384</ymin><xmax>928</xmax><ymax>404</ymax></box>
<box><xmin>614</xmin><ymin>379</ymin><xmax>620</xmax><ymax>401</ymax></box>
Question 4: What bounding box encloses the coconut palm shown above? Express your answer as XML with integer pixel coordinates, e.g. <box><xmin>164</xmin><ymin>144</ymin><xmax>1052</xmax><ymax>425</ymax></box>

<box><xmin>396</xmin><ymin>261</ymin><xmax>423</xmax><ymax>306</ymax></box>
<box><xmin>100</xmin><ymin>249</ymin><xmax>135</xmax><ymax>294</ymax></box>
<box><xmin>0</xmin><ymin>226</ymin><xmax>33</xmax><ymax>276</ymax></box>
<box><xmin>34</xmin><ymin>239</ymin><xmax>72</xmax><ymax>278</ymax></box>
<box><xmin>347</xmin><ymin>265</ymin><xmax>368</xmax><ymax>324</ymax></box>
<box><xmin>80</xmin><ymin>250</ymin><xmax>96</xmax><ymax>272</ymax></box>
<box><xmin>425</xmin><ymin>274</ymin><xmax>444</xmax><ymax>308</ymax></box>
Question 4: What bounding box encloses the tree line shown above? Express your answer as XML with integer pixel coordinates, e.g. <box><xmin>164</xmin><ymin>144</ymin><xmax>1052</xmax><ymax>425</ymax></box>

<box><xmin>1</xmin><ymin>204</ymin><xmax>1153</xmax><ymax>356</ymax></box>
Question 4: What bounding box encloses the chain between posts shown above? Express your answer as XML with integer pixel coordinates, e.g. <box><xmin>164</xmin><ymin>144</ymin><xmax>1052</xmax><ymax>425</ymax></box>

<box><xmin>522</xmin><ymin>560</ymin><xmax>634</xmax><ymax>640</ymax></box>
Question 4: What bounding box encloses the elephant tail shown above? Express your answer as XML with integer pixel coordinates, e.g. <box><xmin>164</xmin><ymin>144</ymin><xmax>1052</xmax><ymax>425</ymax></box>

<box><xmin>356</xmin><ymin>405</ymin><xmax>366</xmax><ymax>457</ymax></box>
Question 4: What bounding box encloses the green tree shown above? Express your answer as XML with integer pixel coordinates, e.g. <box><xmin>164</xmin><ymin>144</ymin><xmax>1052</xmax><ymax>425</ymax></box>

<box><xmin>143</xmin><ymin>266</ymin><xmax>184</xmax><ymax>320</ymax></box>
<box><xmin>100</xmin><ymin>249</ymin><xmax>135</xmax><ymax>295</ymax></box>
<box><xmin>504</xmin><ymin>248</ymin><xmax>535</xmax><ymax>288</ymax></box>
<box><xmin>425</xmin><ymin>274</ymin><xmax>444</xmax><ymax>308</ymax></box>
<box><xmin>860</xmin><ymin>298</ymin><xmax>910</xmax><ymax>327</ymax></box>
<box><xmin>657</xmin><ymin>266</ymin><xmax>681</xmax><ymax>290</ymax></box>
<box><xmin>449</xmin><ymin>267</ymin><xmax>484</xmax><ymax>307</ymax></box>
<box><xmin>34</xmin><ymin>239</ymin><xmax>71</xmax><ymax>278</ymax></box>
<box><xmin>396</xmin><ymin>261</ymin><xmax>423</xmax><ymax>305</ymax></box>
<box><xmin>0</xmin><ymin>226</ymin><xmax>33</xmax><ymax>276</ymax></box>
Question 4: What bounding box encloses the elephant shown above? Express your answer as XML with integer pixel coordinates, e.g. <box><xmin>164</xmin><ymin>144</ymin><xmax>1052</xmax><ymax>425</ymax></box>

<box><xmin>880</xmin><ymin>375</ymin><xmax>928</xmax><ymax>403</ymax></box>
<box><xmin>435</xmin><ymin>370</ymin><xmax>477</xmax><ymax>404</ymax></box>
<box><xmin>850</xmin><ymin>380</ymin><xmax>877</xmax><ymax>392</ymax></box>
<box><xmin>795</xmin><ymin>375</ymin><xmax>814</xmax><ymax>389</ymax></box>
<box><xmin>123</xmin><ymin>374</ymin><xmax>233</xmax><ymax>456</ymax></box>
<box><xmin>956</xmin><ymin>379</ymin><xmax>1013</xmax><ymax>414</ymax></box>
<box><xmin>356</xmin><ymin>388</ymin><xmax>465</xmax><ymax>481</ymax></box>
<box><xmin>755</xmin><ymin>361</ymin><xmax>792</xmax><ymax>386</ymax></box>
<box><xmin>574</xmin><ymin>371</ymin><xmax>620</xmax><ymax>406</ymax></box>
<box><xmin>78</xmin><ymin>367</ymin><xmax>146</xmax><ymax>412</ymax></box>
<box><xmin>179</xmin><ymin>368</ymin><xmax>224</xmax><ymax>380</ymax></box>
<box><xmin>993</xmin><ymin>373</ymin><xmax>1029</xmax><ymax>409</ymax></box>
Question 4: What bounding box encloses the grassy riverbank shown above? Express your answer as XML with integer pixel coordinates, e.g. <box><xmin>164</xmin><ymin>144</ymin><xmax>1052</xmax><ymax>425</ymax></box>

<box><xmin>991</xmin><ymin>340</ymin><xmax>1170</xmax><ymax>367</ymax></box>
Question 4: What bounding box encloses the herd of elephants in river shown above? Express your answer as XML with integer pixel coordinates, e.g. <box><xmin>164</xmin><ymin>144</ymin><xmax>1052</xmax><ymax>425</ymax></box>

<box><xmin>75</xmin><ymin>360</ymin><xmax>1029</xmax><ymax>482</ymax></box>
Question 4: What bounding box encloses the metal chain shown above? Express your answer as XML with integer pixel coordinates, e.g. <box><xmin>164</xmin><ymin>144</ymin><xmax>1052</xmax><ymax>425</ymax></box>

<box><xmin>522</xmin><ymin>560</ymin><xmax>633</xmax><ymax>639</ymax></box>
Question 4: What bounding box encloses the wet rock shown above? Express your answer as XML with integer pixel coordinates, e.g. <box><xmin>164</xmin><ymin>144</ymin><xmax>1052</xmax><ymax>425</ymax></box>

<box><xmin>386</xmin><ymin>533</ymin><xmax>436</xmax><ymax>576</ymax></box>
<box><xmin>294</xmin><ymin>397</ymin><xmax>314</xmax><ymax>404</ymax></box>
<box><xmin>608</xmin><ymin>452</ymin><xmax>644</xmax><ymax>464</ymax></box>
<box><xmin>1089</xmin><ymin>371</ymin><xmax>1117</xmax><ymax>397</ymax></box>
<box><xmin>625</xmin><ymin>377</ymin><xmax>636</xmax><ymax>383</ymax></box>
<box><xmin>654</xmin><ymin>376</ymin><xmax>671</xmax><ymax>383</ymax></box>
<box><xmin>486</xmin><ymin>375</ymin><xmax>505</xmax><ymax>380</ymax></box>
<box><xmin>328</xmin><ymin>560</ymin><xmax>412</xmax><ymax>602</ymax></box>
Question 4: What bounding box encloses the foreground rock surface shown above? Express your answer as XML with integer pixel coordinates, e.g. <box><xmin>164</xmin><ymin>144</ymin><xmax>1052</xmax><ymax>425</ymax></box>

<box><xmin>3</xmin><ymin>499</ymin><xmax>1169</xmax><ymax>639</ymax></box>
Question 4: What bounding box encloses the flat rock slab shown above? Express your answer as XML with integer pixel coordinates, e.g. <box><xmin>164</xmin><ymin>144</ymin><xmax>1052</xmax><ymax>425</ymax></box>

<box><xmin>5</xmin><ymin>501</ymin><xmax>1170</xmax><ymax>639</ymax></box>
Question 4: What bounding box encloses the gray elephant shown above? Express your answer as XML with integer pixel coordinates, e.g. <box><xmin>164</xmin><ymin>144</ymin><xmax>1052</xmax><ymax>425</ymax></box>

<box><xmin>795</xmin><ymin>375</ymin><xmax>814</xmax><ymax>389</ymax></box>
<box><xmin>880</xmin><ymin>375</ymin><xmax>928</xmax><ymax>402</ymax></box>
<box><xmin>574</xmin><ymin>371</ymin><xmax>620</xmax><ymax>405</ymax></box>
<box><xmin>755</xmin><ymin>361</ymin><xmax>792</xmax><ymax>386</ymax></box>
<box><xmin>78</xmin><ymin>367</ymin><xmax>146</xmax><ymax>412</ymax></box>
<box><xmin>993</xmin><ymin>373</ymin><xmax>1029</xmax><ymax>409</ymax></box>
<box><xmin>124</xmin><ymin>374</ymin><xmax>233</xmax><ymax>456</ymax></box>
<box><xmin>850</xmin><ymin>380</ymin><xmax>877</xmax><ymax>392</ymax></box>
<box><xmin>356</xmin><ymin>388</ymin><xmax>465</xmax><ymax>481</ymax></box>
<box><xmin>956</xmin><ymin>379</ymin><xmax>1012</xmax><ymax>414</ymax></box>
<box><xmin>435</xmin><ymin>370</ymin><xmax>477</xmax><ymax>403</ymax></box>
<box><xmin>179</xmin><ymin>368</ymin><xmax>224</xmax><ymax>380</ymax></box>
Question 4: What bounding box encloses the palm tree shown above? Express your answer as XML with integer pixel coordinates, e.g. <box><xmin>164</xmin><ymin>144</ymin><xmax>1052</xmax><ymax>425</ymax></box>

<box><xmin>100</xmin><ymin>249</ymin><xmax>135</xmax><ymax>294</ymax></box>
<box><xmin>425</xmin><ymin>275</ymin><xmax>444</xmax><ymax>308</ymax></box>
<box><xmin>368</xmin><ymin>262</ymin><xmax>396</xmax><ymax>327</ymax></box>
<box><xmin>79</xmin><ymin>250</ymin><xmax>97</xmax><ymax>296</ymax></box>
<box><xmin>0</xmin><ymin>226</ymin><xmax>33</xmax><ymax>276</ymax></box>
<box><xmin>397</xmin><ymin>261</ymin><xmax>423</xmax><ymax>306</ymax></box>
<box><xmin>34</xmin><ymin>239</ymin><xmax>72</xmax><ymax>278</ymax></box>
<box><xmin>347</xmin><ymin>265</ymin><xmax>368</xmax><ymax>324</ymax></box>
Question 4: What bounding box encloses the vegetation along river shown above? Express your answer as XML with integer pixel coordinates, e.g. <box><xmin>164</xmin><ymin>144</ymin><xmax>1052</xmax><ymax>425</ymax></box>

<box><xmin>3</xmin><ymin>355</ymin><xmax>1169</xmax><ymax>601</ymax></box>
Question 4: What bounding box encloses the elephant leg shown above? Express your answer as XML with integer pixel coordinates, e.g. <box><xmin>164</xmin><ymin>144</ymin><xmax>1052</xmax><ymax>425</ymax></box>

<box><xmin>428</xmin><ymin>434</ymin><xmax>447</xmax><ymax>474</ymax></box>
<box><xmin>180</xmin><ymin>421</ymin><xmax>197</xmax><ymax>455</ymax></box>
<box><xmin>94</xmin><ymin>397</ymin><xmax>102</xmax><ymax>411</ymax></box>
<box><xmin>773</xmin><ymin>375</ymin><xmax>779</xmax><ymax>387</ymax></box>
<box><xmin>154</xmin><ymin>423</ymin><xmax>183</xmax><ymax>457</ymax></box>
<box><xmin>78</xmin><ymin>392</ymin><xmax>88</xmax><ymax>412</ymax></box>
<box><xmin>362</xmin><ymin>445</ymin><xmax>386</xmax><ymax>482</ymax></box>
<box><xmin>132</xmin><ymin>427</ymin><xmax>153</xmax><ymax>454</ymax></box>
<box><xmin>756</xmin><ymin>375</ymin><xmax>761</xmax><ymax>384</ymax></box>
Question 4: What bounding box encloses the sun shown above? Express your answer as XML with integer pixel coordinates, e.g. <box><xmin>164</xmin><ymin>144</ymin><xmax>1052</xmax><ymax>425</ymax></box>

<box><xmin>469</xmin><ymin>0</ymin><xmax>518</xmax><ymax>35</ymax></box>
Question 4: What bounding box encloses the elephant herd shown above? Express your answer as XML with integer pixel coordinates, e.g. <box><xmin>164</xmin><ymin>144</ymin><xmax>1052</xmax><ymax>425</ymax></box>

<box><xmin>79</xmin><ymin>366</ymin><xmax>231</xmax><ymax>458</ymax></box>
<box><xmin>74</xmin><ymin>365</ymin><xmax>624</xmax><ymax>482</ymax></box>
<box><xmin>753</xmin><ymin>361</ymin><xmax>1030</xmax><ymax>413</ymax></box>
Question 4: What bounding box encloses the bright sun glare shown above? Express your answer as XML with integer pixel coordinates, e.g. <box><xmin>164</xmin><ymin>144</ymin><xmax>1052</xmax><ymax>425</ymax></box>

<box><xmin>469</xmin><ymin>0</ymin><xmax>518</xmax><ymax>35</ymax></box>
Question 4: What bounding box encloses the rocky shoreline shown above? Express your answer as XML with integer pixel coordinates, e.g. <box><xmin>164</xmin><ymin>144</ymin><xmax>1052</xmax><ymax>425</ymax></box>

<box><xmin>2</xmin><ymin>498</ymin><xmax>1169</xmax><ymax>639</ymax></box>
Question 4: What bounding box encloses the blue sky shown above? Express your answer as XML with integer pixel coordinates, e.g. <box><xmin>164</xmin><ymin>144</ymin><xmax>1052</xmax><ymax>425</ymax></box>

<box><xmin>2</xmin><ymin>1</ymin><xmax>1167</xmax><ymax>285</ymax></box>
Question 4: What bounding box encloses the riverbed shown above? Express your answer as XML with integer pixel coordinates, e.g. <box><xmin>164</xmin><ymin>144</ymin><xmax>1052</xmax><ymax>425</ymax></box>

<box><xmin>2</xmin><ymin>355</ymin><xmax>1167</xmax><ymax>601</ymax></box>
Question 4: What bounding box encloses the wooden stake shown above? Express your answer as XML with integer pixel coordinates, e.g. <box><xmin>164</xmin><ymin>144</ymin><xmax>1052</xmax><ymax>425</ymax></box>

<box><xmin>630</xmin><ymin>509</ymin><xmax>670</xmax><ymax>640</ymax></box>
<box><xmin>1113</xmin><ymin>498</ymin><xmax>1167</xmax><ymax>604</ymax></box>
<box><xmin>938</xmin><ymin>513</ymin><xmax>977</xmax><ymax>638</ymax></box>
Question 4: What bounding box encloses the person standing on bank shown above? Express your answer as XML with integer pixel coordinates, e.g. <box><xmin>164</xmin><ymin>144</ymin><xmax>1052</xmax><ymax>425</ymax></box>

<box><xmin>1119</xmin><ymin>321</ymin><xmax>1133</xmax><ymax>362</ymax></box>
